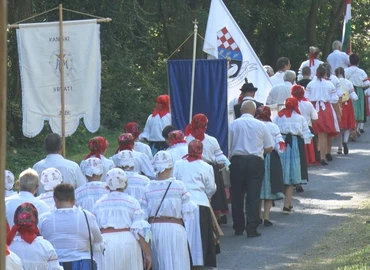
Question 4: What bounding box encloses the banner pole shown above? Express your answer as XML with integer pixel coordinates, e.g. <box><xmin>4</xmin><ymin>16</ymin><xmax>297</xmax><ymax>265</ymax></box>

<box><xmin>59</xmin><ymin>2</ymin><xmax>66</xmax><ymax>157</ymax></box>
<box><xmin>189</xmin><ymin>19</ymin><xmax>198</xmax><ymax>123</ymax></box>
<box><xmin>0</xmin><ymin>0</ymin><xmax>7</xmax><ymax>266</ymax></box>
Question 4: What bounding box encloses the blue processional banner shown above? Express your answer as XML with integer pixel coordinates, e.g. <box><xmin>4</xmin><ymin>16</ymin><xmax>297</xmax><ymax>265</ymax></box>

<box><xmin>168</xmin><ymin>59</ymin><xmax>228</xmax><ymax>155</ymax></box>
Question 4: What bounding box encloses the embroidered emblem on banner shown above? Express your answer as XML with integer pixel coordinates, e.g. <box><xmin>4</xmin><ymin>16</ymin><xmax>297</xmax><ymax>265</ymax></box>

<box><xmin>49</xmin><ymin>50</ymin><xmax>73</xmax><ymax>77</ymax></box>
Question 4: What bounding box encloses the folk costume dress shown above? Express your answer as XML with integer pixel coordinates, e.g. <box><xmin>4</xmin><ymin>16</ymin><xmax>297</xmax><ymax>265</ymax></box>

<box><xmin>345</xmin><ymin>66</ymin><xmax>370</xmax><ymax>123</ymax></box>
<box><xmin>93</xmin><ymin>168</ymin><xmax>151</xmax><ymax>270</ymax></box>
<box><xmin>291</xmin><ymin>85</ymin><xmax>319</xmax><ymax>165</ymax></box>
<box><xmin>124</xmin><ymin>122</ymin><xmax>153</xmax><ymax>160</ymax></box>
<box><xmin>139</xmin><ymin>95</ymin><xmax>172</xmax><ymax>155</ymax></box>
<box><xmin>185</xmin><ymin>114</ymin><xmax>230</xmax><ymax>215</ymax></box>
<box><xmin>173</xmin><ymin>140</ymin><xmax>218</xmax><ymax>267</ymax></box>
<box><xmin>305</xmin><ymin>77</ymin><xmax>340</xmax><ymax>137</ymax></box>
<box><xmin>338</xmin><ymin>77</ymin><xmax>358</xmax><ymax>130</ymax></box>
<box><xmin>7</xmin><ymin>203</ymin><xmax>62</xmax><ymax>270</ymax></box>
<box><xmin>274</xmin><ymin>98</ymin><xmax>313</xmax><ymax>186</ymax></box>
<box><xmin>165</xmin><ymin>130</ymin><xmax>188</xmax><ymax>166</ymax></box>
<box><xmin>255</xmin><ymin>106</ymin><xmax>285</xmax><ymax>201</ymax></box>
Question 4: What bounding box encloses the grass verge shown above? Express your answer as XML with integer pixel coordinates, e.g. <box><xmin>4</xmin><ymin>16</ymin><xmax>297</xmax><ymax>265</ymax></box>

<box><xmin>288</xmin><ymin>199</ymin><xmax>370</xmax><ymax>270</ymax></box>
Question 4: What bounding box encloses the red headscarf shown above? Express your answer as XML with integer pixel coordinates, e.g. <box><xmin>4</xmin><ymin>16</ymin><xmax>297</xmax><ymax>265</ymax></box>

<box><xmin>278</xmin><ymin>97</ymin><xmax>301</xmax><ymax>118</ymax></box>
<box><xmin>183</xmin><ymin>139</ymin><xmax>203</xmax><ymax>162</ymax></box>
<box><xmin>85</xmin><ymin>136</ymin><xmax>108</xmax><ymax>159</ymax></box>
<box><xmin>7</xmin><ymin>203</ymin><xmax>40</xmax><ymax>246</ymax></box>
<box><xmin>291</xmin><ymin>85</ymin><xmax>308</xmax><ymax>101</ymax></box>
<box><xmin>152</xmin><ymin>95</ymin><xmax>170</xmax><ymax>118</ymax></box>
<box><xmin>168</xmin><ymin>130</ymin><xmax>186</xmax><ymax>146</ymax></box>
<box><xmin>115</xmin><ymin>133</ymin><xmax>135</xmax><ymax>154</ymax></box>
<box><xmin>124</xmin><ymin>122</ymin><xmax>140</xmax><ymax>139</ymax></box>
<box><xmin>255</xmin><ymin>106</ymin><xmax>272</xmax><ymax>122</ymax></box>
<box><xmin>184</xmin><ymin>114</ymin><xmax>208</xmax><ymax>141</ymax></box>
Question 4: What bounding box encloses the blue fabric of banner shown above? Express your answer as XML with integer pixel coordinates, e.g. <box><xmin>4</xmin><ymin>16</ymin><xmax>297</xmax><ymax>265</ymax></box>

<box><xmin>168</xmin><ymin>59</ymin><xmax>228</xmax><ymax>155</ymax></box>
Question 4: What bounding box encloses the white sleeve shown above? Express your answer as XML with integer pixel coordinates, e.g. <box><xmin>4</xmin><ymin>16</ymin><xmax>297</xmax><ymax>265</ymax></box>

<box><xmin>203</xmin><ymin>164</ymin><xmax>217</xmax><ymax>198</ymax></box>
<box><xmin>139</xmin><ymin>154</ymin><xmax>156</xmax><ymax>179</ymax></box>
<box><xmin>329</xmin><ymin>83</ymin><xmax>339</xmax><ymax>103</ymax></box>
<box><xmin>309</xmin><ymin>103</ymin><xmax>318</xmax><ymax>120</ymax></box>
<box><xmin>263</xmin><ymin>125</ymin><xmax>274</xmax><ymax>149</ymax></box>
<box><xmin>74</xmin><ymin>165</ymin><xmax>87</xmax><ymax>189</ymax></box>
<box><xmin>139</xmin><ymin>115</ymin><xmax>152</xmax><ymax>140</ymax></box>
<box><xmin>341</xmin><ymin>52</ymin><xmax>350</xmax><ymax>67</ymax></box>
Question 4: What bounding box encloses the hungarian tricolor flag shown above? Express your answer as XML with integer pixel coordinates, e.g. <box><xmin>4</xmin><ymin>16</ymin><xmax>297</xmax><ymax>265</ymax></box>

<box><xmin>342</xmin><ymin>0</ymin><xmax>351</xmax><ymax>54</ymax></box>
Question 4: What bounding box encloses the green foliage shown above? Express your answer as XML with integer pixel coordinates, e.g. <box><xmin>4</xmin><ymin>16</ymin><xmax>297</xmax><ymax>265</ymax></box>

<box><xmin>5</xmin><ymin>0</ymin><xmax>370</xmax><ymax>170</ymax></box>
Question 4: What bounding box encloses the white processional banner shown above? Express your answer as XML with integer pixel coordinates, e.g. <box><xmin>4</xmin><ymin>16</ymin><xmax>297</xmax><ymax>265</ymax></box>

<box><xmin>203</xmin><ymin>0</ymin><xmax>272</xmax><ymax>112</ymax></box>
<box><xmin>17</xmin><ymin>19</ymin><xmax>101</xmax><ymax>137</ymax></box>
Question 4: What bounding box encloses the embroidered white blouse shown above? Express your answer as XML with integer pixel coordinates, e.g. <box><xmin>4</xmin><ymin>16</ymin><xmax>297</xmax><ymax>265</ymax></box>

<box><xmin>185</xmin><ymin>134</ymin><xmax>229</xmax><ymax>166</ymax></box>
<box><xmin>305</xmin><ymin>77</ymin><xmax>339</xmax><ymax>104</ymax></box>
<box><xmin>9</xmin><ymin>236</ymin><xmax>62</xmax><ymax>270</ymax></box>
<box><xmin>173</xmin><ymin>159</ymin><xmax>216</xmax><ymax>207</ymax></box>
<box><xmin>124</xmin><ymin>171</ymin><xmax>150</xmax><ymax>202</ymax></box>
<box><xmin>297</xmin><ymin>59</ymin><xmax>323</xmax><ymax>80</ymax></box>
<box><xmin>134</xmin><ymin>141</ymin><xmax>154</xmax><ymax>160</ymax></box>
<box><xmin>264</xmin><ymin>121</ymin><xmax>285</xmax><ymax>152</ymax></box>
<box><xmin>298</xmin><ymin>100</ymin><xmax>318</xmax><ymax>127</ymax></box>
<box><xmin>273</xmin><ymin>111</ymin><xmax>313</xmax><ymax>143</ymax></box>
<box><xmin>93</xmin><ymin>191</ymin><xmax>151</xmax><ymax>240</ymax></box>
<box><xmin>139</xmin><ymin>113</ymin><xmax>172</xmax><ymax>142</ymax></box>
<box><xmin>345</xmin><ymin>66</ymin><xmax>370</xmax><ymax>88</ymax></box>
<box><xmin>75</xmin><ymin>181</ymin><xmax>109</xmax><ymax>213</ymax></box>
<box><xmin>338</xmin><ymin>78</ymin><xmax>358</xmax><ymax>101</ymax></box>
<box><xmin>327</xmin><ymin>75</ymin><xmax>344</xmax><ymax>98</ymax></box>
<box><xmin>38</xmin><ymin>206</ymin><xmax>104</xmax><ymax>263</ymax></box>
<box><xmin>37</xmin><ymin>191</ymin><xmax>55</xmax><ymax>210</ymax></box>
<box><xmin>141</xmin><ymin>178</ymin><xmax>196</xmax><ymax>221</ymax></box>
<box><xmin>110</xmin><ymin>150</ymin><xmax>156</xmax><ymax>179</ymax></box>
<box><xmin>166</xmin><ymin>142</ymin><xmax>188</xmax><ymax>165</ymax></box>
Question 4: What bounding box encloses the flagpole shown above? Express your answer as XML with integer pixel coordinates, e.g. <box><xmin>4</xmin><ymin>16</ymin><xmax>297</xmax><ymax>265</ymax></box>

<box><xmin>189</xmin><ymin>19</ymin><xmax>198</xmax><ymax>123</ymax></box>
<box><xmin>0</xmin><ymin>0</ymin><xmax>7</xmax><ymax>265</ymax></box>
<box><xmin>59</xmin><ymin>1</ymin><xmax>66</xmax><ymax>157</ymax></box>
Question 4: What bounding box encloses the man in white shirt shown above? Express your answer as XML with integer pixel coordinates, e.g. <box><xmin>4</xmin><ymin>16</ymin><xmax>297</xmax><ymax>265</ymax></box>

<box><xmin>270</xmin><ymin>57</ymin><xmax>291</xmax><ymax>86</ymax></box>
<box><xmin>5</xmin><ymin>168</ymin><xmax>50</xmax><ymax>227</ymax></box>
<box><xmin>229</xmin><ymin>101</ymin><xmax>274</xmax><ymax>237</ymax></box>
<box><xmin>266</xmin><ymin>70</ymin><xmax>296</xmax><ymax>105</ymax></box>
<box><xmin>39</xmin><ymin>183</ymin><xmax>104</xmax><ymax>269</ymax></box>
<box><xmin>33</xmin><ymin>133</ymin><xmax>86</xmax><ymax>194</ymax></box>
<box><xmin>327</xmin><ymin>40</ymin><xmax>350</xmax><ymax>74</ymax></box>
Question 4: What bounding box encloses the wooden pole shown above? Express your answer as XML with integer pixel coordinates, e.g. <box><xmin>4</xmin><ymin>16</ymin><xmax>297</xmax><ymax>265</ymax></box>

<box><xmin>59</xmin><ymin>2</ymin><xmax>66</xmax><ymax>157</ymax></box>
<box><xmin>0</xmin><ymin>0</ymin><xmax>7</xmax><ymax>267</ymax></box>
<box><xmin>189</xmin><ymin>19</ymin><xmax>198</xmax><ymax>124</ymax></box>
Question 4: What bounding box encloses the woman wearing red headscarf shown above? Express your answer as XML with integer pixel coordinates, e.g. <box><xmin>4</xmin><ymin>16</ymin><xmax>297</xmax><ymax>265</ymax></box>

<box><xmin>305</xmin><ymin>64</ymin><xmax>341</xmax><ymax>164</ymax></box>
<box><xmin>255</xmin><ymin>106</ymin><xmax>285</xmax><ymax>226</ymax></box>
<box><xmin>185</xmin><ymin>114</ymin><xmax>230</xmax><ymax>221</ymax></box>
<box><xmin>124</xmin><ymin>122</ymin><xmax>153</xmax><ymax>160</ymax></box>
<box><xmin>110</xmin><ymin>133</ymin><xmax>156</xmax><ymax>179</ymax></box>
<box><xmin>139</xmin><ymin>95</ymin><xmax>171</xmax><ymax>156</ymax></box>
<box><xmin>274</xmin><ymin>98</ymin><xmax>313</xmax><ymax>214</ymax></box>
<box><xmin>173</xmin><ymin>139</ymin><xmax>218</xmax><ymax>268</ymax></box>
<box><xmin>7</xmin><ymin>203</ymin><xmax>62</xmax><ymax>269</ymax></box>
<box><xmin>81</xmin><ymin>136</ymin><xmax>114</xmax><ymax>183</ymax></box>
<box><xmin>291</xmin><ymin>85</ymin><xmax>319</xmax><ymax>166</ymax></box>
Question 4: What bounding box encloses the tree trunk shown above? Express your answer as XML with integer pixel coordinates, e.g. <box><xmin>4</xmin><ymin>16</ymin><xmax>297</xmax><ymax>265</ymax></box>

<box><xmin>322</xmin><ymin>0</ymin><xmax>346</xmax><ymax>60</ymax></box>
<box><xmin>307</xmin><ymin>0</ymin><xmax>319</xmax><ymax>48</ymax></box>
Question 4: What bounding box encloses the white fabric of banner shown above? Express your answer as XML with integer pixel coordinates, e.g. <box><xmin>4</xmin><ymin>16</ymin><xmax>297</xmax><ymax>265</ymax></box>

<box><xmin>203</xmin><ymin>0</ymin><xmax>272</xmax><ymax>108</ymax></box>
<box><xmin>17</xmin><ymin>19</ymin><xmax>101</xmax><ymax>137</ymax></box>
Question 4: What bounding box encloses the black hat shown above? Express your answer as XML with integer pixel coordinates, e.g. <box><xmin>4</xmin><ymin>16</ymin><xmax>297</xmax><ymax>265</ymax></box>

<box><xmin>240</xmin><ymin>80</ymin><xmax>258</xmax><ymax>92</ymax></box>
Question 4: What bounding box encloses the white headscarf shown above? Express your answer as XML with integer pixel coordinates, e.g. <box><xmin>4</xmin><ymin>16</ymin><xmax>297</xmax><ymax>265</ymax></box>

<box><xmin>152</xmin><ymin>150</ymin><xmax>173</xmax><ymax>174</ymax></box>
<box><xmin>40</xmin><ymin>168</ymin><xmax>63</xmax><ymax>191</ymax></box>
<box><xmin>4</xmin><ymin>170</ymin><xmax>15</xmax><ymax>191</ymax></box>
<box><xmin>81</xmin><ymin>157</ymin><xmax>104</xmax><ymax>177</ymax></box>
<box><xmin>106</xmin><ymin>168</ymin><xmax>128</xmax><ymax>190</ymax></box>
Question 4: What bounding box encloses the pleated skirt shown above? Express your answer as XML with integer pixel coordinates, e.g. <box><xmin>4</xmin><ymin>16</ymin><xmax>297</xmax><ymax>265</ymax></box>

<box><xmin>340</xmin><ymin>99</ymin><xmax>356</xmax><ymax>129</ymax></box>
<box><xmin>279</xmin><ymin>135</ymin><xmax>307</xmax><ymax>186</ymax></box>
<box><xmin>260</xmin><ymin>151</ymin><xmax>285</xmax><ymax>200</ymax></box>
<box><xmin>96</xmin><ymin>231</ymin><xmax>143</xmax><ymax>270</ymax></box>
<box><xmin>311</xmin><ymin>101</ymin><xmax>339</xmax><ymax>137</ymax></box>
<box><xmin>151</xmin><ymin>223</ymin><xmax>191</xmax><ymax>270</ymax></box>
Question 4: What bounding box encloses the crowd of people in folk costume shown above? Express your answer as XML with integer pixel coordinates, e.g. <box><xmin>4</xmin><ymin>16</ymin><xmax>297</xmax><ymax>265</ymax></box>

<box><xmin>4</xmin><ymin>39</ymin><xmax>370</xmax><ymax>270</ymax></box>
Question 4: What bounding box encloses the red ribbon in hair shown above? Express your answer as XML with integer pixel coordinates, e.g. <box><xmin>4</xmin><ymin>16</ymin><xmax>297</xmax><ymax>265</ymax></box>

<box><xmin>278</xmin><ymin>97</ymin><xmax>301</xmax><ymax>118</ymax></box>
<box><xmin>255</xmin><ymin>106</ymin><xmax>272</xmax><ymax>122</ymax></box>
<box><xmin>184</xmin><ymin>114</ymin><xmax>208</xmax><ymax>141</ymax></box>
<box><xmin>115</xmin><ymin>133</ymin><xmax>135</xmax><ymax>154</ymax></box>
<box><xmin>152</xmin><ymin>95</ymin><xmax>170</xmax><ymax>118</ymax></box>
<box><xmin>183</xmin><ymin>139</ymin><xmax>203</xmax><ymax>162</ymax></box>
<box><xmin>291</xmin><ymin>85</ymin><xmax>308</xmax><ymax>101</ymax></box>
<box><xmin>85</xmin><ymin>136</ymin><xmax>108</xmax><ymax>159</ymax></box>
<box><xmin>309</xmin><ymin>52</ymin><xmax>315</xmax><ymax>67</ymax></box>
<box><xmin>7</xmin><ymin>203</ymin><xmax>40</xmax><ymax>246</ymax></box>
<box><xmin>124</xmin><ymin>122</ymin><xmax>140</xmax><ymax>139</ymax></box>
